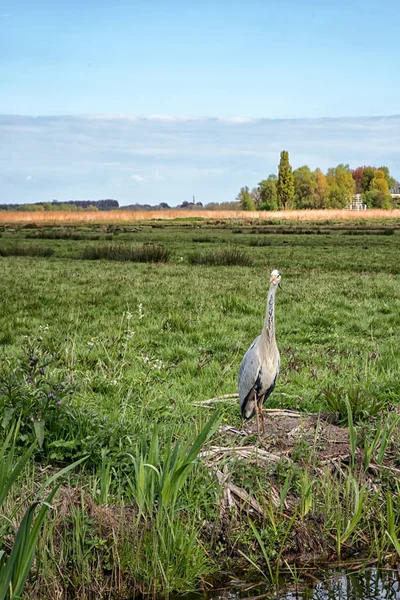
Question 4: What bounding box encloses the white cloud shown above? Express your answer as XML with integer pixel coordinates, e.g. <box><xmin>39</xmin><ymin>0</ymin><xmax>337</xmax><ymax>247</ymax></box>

<box><xmin>147</xmin><ymin>115</ymin><xmax>199</xmax><ymax>122</ymax></box>
<box><xmin>83</xmin><ymin>114</ymin><xmax>139</xmax><ymax>122</ymax></box>
<box><xmin>1</xmin><ymin>114</ymin><xmax>399</xmax><ymax>206</ymax></box>
<box><xmin>218</xmin><ymin>117</ymin><xmax>254</xmax><ymax>124</ymax></box>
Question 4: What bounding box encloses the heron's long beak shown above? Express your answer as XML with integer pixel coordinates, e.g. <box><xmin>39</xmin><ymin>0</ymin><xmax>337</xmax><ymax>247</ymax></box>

<box><xmin>270</xmin><ymin>274</ymin><xmax>278</xmax><ymax>283</ymax></box>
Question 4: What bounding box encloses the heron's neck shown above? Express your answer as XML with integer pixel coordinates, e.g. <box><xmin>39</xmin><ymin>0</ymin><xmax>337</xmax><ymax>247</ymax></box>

<box><xmin>261</xmin><ymin>283</ymin><xmax>277</xmax><ymax>345</ymax></box>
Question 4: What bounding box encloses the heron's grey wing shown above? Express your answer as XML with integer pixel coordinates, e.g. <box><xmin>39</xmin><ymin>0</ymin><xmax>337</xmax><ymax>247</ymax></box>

<box><xmin>238</xmin><ymin>337</ymin><xmax>261</xmax><ymax>417</ymax></box>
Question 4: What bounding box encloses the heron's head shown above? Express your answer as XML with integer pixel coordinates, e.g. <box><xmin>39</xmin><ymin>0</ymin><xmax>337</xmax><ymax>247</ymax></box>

<box><xmin>269</xmin><ymin>269</ymin><xmax>281</xmax><ymax>286</ymax></box>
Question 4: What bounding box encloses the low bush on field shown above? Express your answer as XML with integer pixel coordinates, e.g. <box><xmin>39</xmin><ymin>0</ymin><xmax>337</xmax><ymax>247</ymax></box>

<box><xmin>341</xmin><ymin>229</ymin><xmax>395</xmax><ymax>236</ymax></box>
<box><xmin>82</xmin><ymin>242</ymin><xmax>171</xmax><ymax>263</ymax></box>
<box><xmin>26</xmin><ymin>230</ymin><xmax>113</xmax><ymax>240</ymax></box>
<box><xmin>192</xmin><ymin>236</ymin><xmax>217</xmax><ymax>243</ymax></box>
<box><xmin>188</xmin><ymin>247</ymin><xmax>253</xmax><ymax>266</ymax></box>
<box><xmin>0</xmin><ymin>245</ymin><xmax>55</xmax><ymax>257</ymax></box>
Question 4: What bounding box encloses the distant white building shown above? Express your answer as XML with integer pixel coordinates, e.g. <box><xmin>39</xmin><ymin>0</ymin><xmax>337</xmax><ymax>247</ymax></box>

<box><xmin>348</xmin><ymin>194</ymin><xmax>366</xmax><ymax>210</ymax></box>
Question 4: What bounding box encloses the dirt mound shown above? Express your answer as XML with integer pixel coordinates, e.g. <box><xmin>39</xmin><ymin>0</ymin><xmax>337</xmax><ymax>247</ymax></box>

<box><xmin>243</xmin><ymin>410</ymin><xmax>350</xmax><ymax>460</ymax></box>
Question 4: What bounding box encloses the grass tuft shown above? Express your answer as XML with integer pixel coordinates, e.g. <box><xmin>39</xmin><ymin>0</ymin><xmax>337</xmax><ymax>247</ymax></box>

<box><xmin>187</xmin><ymin>247</ymin><xmax>253</xmax><ymax>266</ymax></box>
<box><xmin>82</xmin><ymin>242</ymin><xmax>171</xmax><ymax>262</ymax></box>
<box><xmin>26</xmin><ymin>230</ymin><xmax>113</xmax><ymax>240</ymax></box>
<box><xmin>192</xmin><ymin>235</ymin><xmax>217</xmax><ymax>243</ymax></box>
<box><xmin>0</xmin><ymin>245</ymin><xmax>55</xmax><ymax>257</ymax></box>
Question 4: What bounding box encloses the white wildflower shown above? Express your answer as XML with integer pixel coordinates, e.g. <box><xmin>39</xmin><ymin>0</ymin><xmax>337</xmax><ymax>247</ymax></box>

<box><xmin>138</xmin><ymin>303</ymin><xmax>144</xmax><ymax>319</ymax></box>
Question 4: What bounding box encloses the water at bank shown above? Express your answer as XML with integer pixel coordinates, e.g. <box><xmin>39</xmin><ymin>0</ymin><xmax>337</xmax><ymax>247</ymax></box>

<box><xmin>206</xmin><ymin>568</ymin><xmax>400</xmax><ymax>600</ymax></box>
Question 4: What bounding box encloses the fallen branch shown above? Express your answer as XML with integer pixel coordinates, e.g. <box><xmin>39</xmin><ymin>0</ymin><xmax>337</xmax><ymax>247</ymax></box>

<box><xmin>199</xmin><ymin>445</ymin><xmax>285</xmax><ymax>464</ymax></box>
<box><xmin>216</xmin><ymin>469</ymin><xmax>269</xmax><ymax>513</ymax></box>
<box><xmin>263</xmin><ymin>408</ymin><xmax>302</xmax><ymax>417</ymax></box>
<box><xmin>194</xmin><ymin>393</ymin><xmax>239</xmax><ymax>406</ymax></box>
<box><xmin>369</xmin><ymin>462</ymin><xmax>400</xmax><ymax>476</ymax></box>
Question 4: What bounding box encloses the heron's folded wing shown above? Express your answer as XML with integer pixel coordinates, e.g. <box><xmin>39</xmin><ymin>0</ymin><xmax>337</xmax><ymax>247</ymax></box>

<box><xmin>238</xmin><ymin>338</ymin><xmax>261</xmax><ymax>409</ymax></box>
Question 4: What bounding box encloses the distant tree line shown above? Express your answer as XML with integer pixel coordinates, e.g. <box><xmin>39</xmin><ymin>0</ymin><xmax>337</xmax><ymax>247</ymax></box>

<box><xmin>0</xmin><ymin>199</ymin><xmax>119</xmax><ymax>211</ymax></box>
<box><xmin>122</xmin><ymin>200</ymin><xmax>204</xmax><ymax>211</ymax></box>
<box><xmin>0</xmin><ymin>199</ymin><xmax>208</xmax><ymax>212</ymax></box>
<box><xmin>236</xmin><ymin>151</ymin><xmax>398</xmax><ymax>211</ymax></box>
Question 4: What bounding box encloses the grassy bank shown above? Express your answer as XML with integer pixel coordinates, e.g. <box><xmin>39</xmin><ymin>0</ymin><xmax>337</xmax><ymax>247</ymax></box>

<box><xmin>0</xmin><ymin>220</ymin><xmax>399</xmax><ymax>598</ymax></box>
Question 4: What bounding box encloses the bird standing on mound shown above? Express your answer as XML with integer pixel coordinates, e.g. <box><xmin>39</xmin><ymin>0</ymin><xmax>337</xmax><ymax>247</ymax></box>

<box><xmin>238</xmin><ymin>269</ymin><xmax>281</xmax><ymax>439</ymax></box>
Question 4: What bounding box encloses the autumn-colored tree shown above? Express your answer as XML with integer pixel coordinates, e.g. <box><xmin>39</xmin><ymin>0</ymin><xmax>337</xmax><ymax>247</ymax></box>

<box><xmin>326</xmin><ymin>164</ymin><xmax>355</xmax><ymax>208</ymax></box>
<box><xmin>293</xmin><ymin>166</ymin><xmax>317</xmax><ymax>209</ymax></box>
<box><xmin>352</xmin><ymin>164</ymin><xmax>395</xmax><ymax>194</ymax></box>
<box><xmin>313</xmin><ymin>169</ymin><xmax>328</xmax><ymax>208</ymax></box>
<box><xmin>351</xmin><ymin>166</ymin><xmax>366</xmax><ymax>194</ymax></box>
<box><xmin>371</xmin><ymin>170</ymin><xmax>390</xmax><ymax>195</ymax></box>
<box><xmin>237</xmin><ymin>186</ymin><xmax>256</xmax><ymax>211</ymax></box>
<box><xmin>277</xmin><ymin>151</ymin><xmax>294</xmax><ymax>210</ymax></box>
<box><xmin>258</xmin><ymin>175</ymin><xmax>278</xmax><ymax>210</ymax></box>
<box><xmin>377</xmin><ymin>166</ymin><xmax>396</xmax><ymax>190</ymax></box>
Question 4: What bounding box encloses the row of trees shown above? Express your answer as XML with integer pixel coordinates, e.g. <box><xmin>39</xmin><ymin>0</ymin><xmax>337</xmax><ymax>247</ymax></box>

<box><xmin>0</xmin><ymin>200</ymin><xmax>119</xmax><ymax>212</ymax></box>
<box><xmin>237</xmin><ymin>152</ymin><xmax>398</xmax><ymax>211</ymax></box>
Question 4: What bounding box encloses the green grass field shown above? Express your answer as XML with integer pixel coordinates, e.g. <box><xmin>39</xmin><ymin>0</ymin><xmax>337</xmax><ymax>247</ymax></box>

<box><xmin>0</xmin><ymin>220</ymin><xmax>400</xmax><ymax>598</ymax></box>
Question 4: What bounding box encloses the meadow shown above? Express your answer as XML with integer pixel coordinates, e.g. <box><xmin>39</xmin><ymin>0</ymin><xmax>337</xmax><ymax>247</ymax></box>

<box><xmin>0</xmin><ymin>218</ymin><xmax>400</xmax><ymax>599</ymax></box>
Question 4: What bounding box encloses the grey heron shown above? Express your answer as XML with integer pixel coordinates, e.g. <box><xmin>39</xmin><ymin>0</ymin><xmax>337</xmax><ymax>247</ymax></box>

<box><xmin>238</xmin><ymin>269</ymin><xmax>281</xmax><ymax>438</ymax></box>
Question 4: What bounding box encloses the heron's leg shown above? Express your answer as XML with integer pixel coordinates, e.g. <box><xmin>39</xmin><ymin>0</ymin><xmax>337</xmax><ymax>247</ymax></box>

<box><xmin>255</xmin><ymin>399</ymin><xmax>262</xmax><ymax>444</ymax></box>
<box><xmin>260</xmin><ymin>395</ymin><xmax>266</xmax><ymax>434</ymax></box>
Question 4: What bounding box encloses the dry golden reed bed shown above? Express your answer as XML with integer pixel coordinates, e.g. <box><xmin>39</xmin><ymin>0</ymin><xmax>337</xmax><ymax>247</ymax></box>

<box><xmin>1</xmin><ymin>208</ymin><xmax>400</xmax><ymax>224</ymax></box>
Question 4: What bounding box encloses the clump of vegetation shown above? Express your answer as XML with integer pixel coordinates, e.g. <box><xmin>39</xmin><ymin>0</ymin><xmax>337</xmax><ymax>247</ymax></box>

<box><xmin>319</xmin><ymin>384</ymin><xmax>387</xmax><ymax>424</ymax></box>
<box><xmin>0</xmin><ymin>423</ymin><xmax>85</xmax><ymax>600</ymax></box>
<box><xmin>0</xmin><ymin>245</ymin><xmax>55</xmax><ymax>257</ymax></box>
<box><xmin>26</xmin><ymin>230</ymin><xmax>113</xmax><ymax>240</ymax></box>
<box><xmin>192</xmin><ymin>235</ymin><xmax>217</xmax><ymax>243</ymax></box>
<box><xmin>248</xmin><ymin>238</ymin><xmax>272</xmax><ymax>246</ymax></box>
<box><xmin>342</xmin><ymin>228</ymin><xmax>395</xmax><ymax>236</ymax></box>
<box><xmin>188</xmin><ymin>247</ymin><xmax>253</xmax><ymax>266</ymax></box>
<box><xmin>82</xmin><ymin>242</ymin><xmax>171</xmax><ymax>262</ymax></box>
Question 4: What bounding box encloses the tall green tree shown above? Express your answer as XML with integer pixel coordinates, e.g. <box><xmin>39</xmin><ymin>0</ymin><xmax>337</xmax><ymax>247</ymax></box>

<box><xmin>277</xmin><ymin>151</ymin><xmax>295</xmax><ymax>210</ymax></box>
<box><xmin>293</xmin><ymin>166</ymin><xmax>317</xmax><ymax>209</ymax></box>
<box><xmin>236</xmin><ymin>186</ymin><xmax>256</xmax><ymax>211</ymax></box>
<box><xmin>363</xmin><ymin>189</ymin><xmax>392</xmax><ymax>209</ymax></box>
<box><xmin>361</xmin><ymin>167</ymin><xmax>376</xmax><ymax>193</ymax></box>
<box><xmin>258</xmin><ymin>175</ymin><xmax>278</xmax><ymax>210</ymax></box>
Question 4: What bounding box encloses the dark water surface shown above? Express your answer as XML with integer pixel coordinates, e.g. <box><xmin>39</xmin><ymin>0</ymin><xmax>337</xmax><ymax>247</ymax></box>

<box><xmin>205</xmin><ymin>568</ymin><xmax>400</xmax><ymax>600</ymax></box>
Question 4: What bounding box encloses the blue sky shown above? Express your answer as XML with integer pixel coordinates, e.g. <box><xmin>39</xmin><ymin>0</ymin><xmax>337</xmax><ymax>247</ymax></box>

<box><xmin>1</xmin><ymin>0</ymin><xmax>399</xmax><ymax>205</ymax></box>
